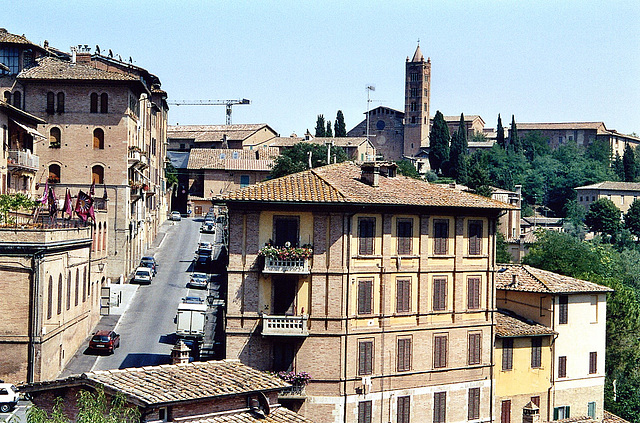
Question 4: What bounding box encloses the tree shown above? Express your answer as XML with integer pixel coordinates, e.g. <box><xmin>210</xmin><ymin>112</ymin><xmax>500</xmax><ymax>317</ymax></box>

<box><xmin>495</xmin><ymin>231</ymin><xmax>511</xmax><ymax>263</ymax></box>
<box><xmin>585</xmin><ymin>198</ymin><xmax>622</xmax><ymax>238</ymax></box>
<box><xmin>624</xmin><ymin>199</ymin><xmax>640</xmax><ymax>237</ymax></box>
<box><xmin>449</xmin><ymin>113</ymin><xmax>468</xmax><ymax>181</ymax></box>
<box><xmin>428</xmin><ymin>110</ymin><xmax>450</xmax><ymax>175</ymax></box>
<box><xmin>623</xmin><ymin>143</ymin><xmax>637</xmax><ymax>182</ymax></box>
<box><xmin>395</xmin><ymin>159</ymin><xmax>421</xmax><ymax>179</ymax></box>
<box><xmin>326</xmin><ymin>120</ymin><xmax>333</xmax><ymax>137</ymax></box>
<box><xmin>521</xmin><ymin>131</ymin><xmax>550</xmax><ymax>161</ymax></box>
<box><xmin>613</xmin><ymin>151</ymin><xmax>624</xmax><ymax>180</ymax></box>
<box><xmin>269</xmin><ymin>142</ymin><xmax>348</xmax><ymax>178</ymax></box>
<box><xmin>509</xmin><ymin>114</ymin><xmax>521</xmax><ymax>153</ymax></box>
<box><xmin>334</xmin><ymin>110</ymin><xmax>347</xmax><ymax>137</ymax></box>
<box><xmin>496</xmin><ymin>114</ymin><xmax>506</xmax><ymax>149</ymax></box>
<box><xmin>314</xmin><ymin>115</ymin><xmax>326</xmax><ymax>137</ymax></box>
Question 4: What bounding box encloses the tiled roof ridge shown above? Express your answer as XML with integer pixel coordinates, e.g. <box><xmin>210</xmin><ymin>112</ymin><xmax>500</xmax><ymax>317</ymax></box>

<box><xmin>520</xmin><ymin>264</ymin><xmax>553</xmax><ymax>292</ymax></box>
<box><xmin>310</xmin><ymin>163</ymin><xmax>350</xmax><ymax>201</ymax></box>
<box><xmin>19</xmin><ymin>56</ymin><xmax>138</xmax><ymax>81</ymax></box>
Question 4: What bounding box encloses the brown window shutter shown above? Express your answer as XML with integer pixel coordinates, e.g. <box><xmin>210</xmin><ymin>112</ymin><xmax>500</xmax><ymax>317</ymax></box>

<box><xmin>398</xmin><ymin>396</ymin><xmax>410</xmax><ymax>423</ymax></box>
<box><xmin>433</xmin><ymin>278</ymin><xmax>447</xmax><ymax>311</ymax></box>
<box><xmin>397</xmin><ymin>279</ymin><xmax>411</xmax><ymax>313</ymax></box>
<box><xmin>359</xmin><ymin>218</ymin><xmax>375</xmax><ymax>255</ymax></box>
<box><xmin>502</xmin><ymin>338</ymin><xmax>513</xmax><ymax>370</ymax></box>
<box><xmin>559</xmin><ymin>295</ymin><xmax>569</xmax><ymax>324</ymax></box>
<box><xmin>359</xmin><ymin>340</ymin><xmax>373</xmax><ymax>375</ymax></box>
<box><xmin>434</xmin><ymin>392</ymin><xmax>446</xmax><ymax>423</ymax></box>
<box><xmin>358</xmin><ymin>280</ymin><xmax>373</xmax><ymax>314</ymax></box>
<box><xmin>559</xmin><ymin>356</ymin><xmax>567</xmax><ymax>378</ymax></box>
<box><xmin>434</xmin><ymin>220</ymin><xmax>448</xmax><ymax>255</ymax></box>
<box><xmin>468</xmin><ymin>333</ymin><xmax>481</xmax><ymax>365</ymax></box>
<box><xmin>467</xmin><ymin>277</ymin><xmax>480</xmax><ymax>309</ymax></box>
<box><xmin>501</xmin><ymin>400</ymin><xmax>511</xmax><ymax>423</ymax></box>
<box><xmin>468</xmin><ymin>388</ymin><xmax>480</xmax><ymax>420</ymax></box>
<box><xmin>589</xmin><ymin>351</ymin><xmax>597</xmax><ymax>374</ymax></box>
<box><xmin>434</xmin><ymin>335</ymin><xmax>448</xmax><ymax>368</ymax></box>
<box><xmin>468</xmin><ymin>220</ymin><xmax>483</xmax><ymax>255</ymax></box>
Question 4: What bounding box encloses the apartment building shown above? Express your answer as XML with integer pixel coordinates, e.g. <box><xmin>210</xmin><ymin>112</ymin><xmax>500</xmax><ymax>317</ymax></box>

<box><xmin>222</xmin><ymin>161</ymin><xmax>514</xmax><ymax>423</ymax></box>
<box><xmin>575</xmin><ymin>181</ymin><xmax>640</xmax><ymax>214</ymax></box>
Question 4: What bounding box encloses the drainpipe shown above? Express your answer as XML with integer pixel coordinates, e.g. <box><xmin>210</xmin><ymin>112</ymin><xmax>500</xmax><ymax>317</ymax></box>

<box><xmin>343</xmin><ymin>213</ymin><xmax>353</xmax><ymax>423</ymax></box>
<box><xmin>28</xmin><ymin>250</ymin><xmax>44</xmax><ymax>383</ymax></box>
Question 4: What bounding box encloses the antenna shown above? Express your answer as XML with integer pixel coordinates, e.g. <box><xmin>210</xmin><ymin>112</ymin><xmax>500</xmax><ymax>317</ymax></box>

<box><xmin>365</xmin><ymin>85</ymin><xmax>375</xmax><ymax>149</ymax></box>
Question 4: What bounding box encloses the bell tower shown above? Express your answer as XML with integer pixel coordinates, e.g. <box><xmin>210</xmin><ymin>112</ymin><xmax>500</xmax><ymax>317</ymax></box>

<box><xmin>403</xmin><ymin>43</ymin><xmax>431</xmax><ymax>157</ymax></box>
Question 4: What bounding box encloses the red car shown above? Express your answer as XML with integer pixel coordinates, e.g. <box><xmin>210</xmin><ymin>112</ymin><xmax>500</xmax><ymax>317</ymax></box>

<box><xmin>89</xmin><ymin>330</ymin><xmax>120</xmax><ymax>354</ymax></box>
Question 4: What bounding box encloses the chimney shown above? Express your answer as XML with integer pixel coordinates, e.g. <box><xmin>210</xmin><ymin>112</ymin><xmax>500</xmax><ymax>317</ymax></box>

<box><xmin>512</xmin><ymin>274</ymin><xmax>518</xmax><ymax>287</ymax></box>
<box><xmin>171</xmin><ymin>340</ymin><xmax>191</xmax><ymax>365</ymax></box>
<box><xmin>522</xmin><ymin>401</ymin><xmax>540</xmax><ymax>423</ymax></box>
<box><xmin>74</xmin><ymin>44</ymin><xmax>92</xmax><ymax>64</ymax></box>
<box><xmin>360</xmin><ymin>163</ymin><xmax>380</xmax><ymax>187</ymax></box>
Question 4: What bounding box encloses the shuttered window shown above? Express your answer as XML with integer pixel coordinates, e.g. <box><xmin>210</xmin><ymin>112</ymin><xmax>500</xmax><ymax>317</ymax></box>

<box><xmin>433</xmin><ymin>220</ymin><xmax>449</xmax><ymax>255</ymax></box>
<box><xmin>358</xmin><ymin>217</ymin><xmax>375</xmax><ymax>255</ymax></box>
<box><xmin>468</xmin><ymin>388</ymin><xmax>480</xmax><ymax>420</ymax></box>
<box><xmin>396</xmin><ymin>279</ymin><xmax>411</xmax><ymax>313</ymax></box>
<box><xmin>468</xmin><ymin>332</ymin><xmax>481</xmax><ymax>365</ymax></box>
<box><xmin>559</xmin><ymin>295</ymin><xmax>568</xmax><ymax>324</ymax></box>
<box><xmin>558</xmin><ymin>356</ymin><xmax>567</xmax><ymax>378</ymax></box>
<box><xmin>502</xmin><ymin>338</ymin><xmax>513</xmax><ymax>370</ymax></box>
<box><xmin>397</xmin><ymin>218</ymin><xmax>413</xmax><ymax>255</ymax></box>
<box><xmin>358</xmin><ymin>340</ymin><xmax>373</xmax><ymax>375</ymax></box>
<box><xmin>553</xmin><ymin>406</ymin><xmax>570</xmax><ymax>420</ymax></box>
<box><xmin>57</xmin><ymin>274</ymin><xmax>63</xmax><ymax>315</ymax></box>
<box><xmin>433</xmin><ymin>392</ymin><xmax>446</xmax><ymax>423</ymax></box>
<box><xmin>433</xmin><ymin>278</ymin><xmax>447</xmax><ymax>311</ymax></box>
<box><xmin>468</xmin><ymin>220</ymin><xmax>483</xmax><ymax>255</ymax></box>
<box><xmin>531</xmin><ymin>338</ymin><xmax>542</xmax><ymax>368</ymax></box>
<box><xmin>397</xmin><ymin>396</ymin><xmax>410</xmax><ymax>423</ymax></box>
<box><xmin>358</xmin><ymin>401</ymin><xmax>372</xmax><ymax>423</ymax></box>
<box><xmin>434</xmin><ymin>334</ymin><xmax>448</xmax><ymax>368</ymax></box>
<box><xmin>47</xmin><ymin>276</ymin><xmax>53</xmax><ymax>320</ymax></box>
<box><xmin>46</xmin><ymin>91</ymin><xmax>55</xmax><ymax>114</ymax></box>
<box><xmin>589</xmin><ymin>351</ymin><xmax>597</xmax><ymax>374</ymax></box>
<box><xmin>467</xmin><ymin>277</ymin><xmax>480</xmax><ymax>309</ymax></box>
<box><xmin>501</xmin><ymin>400</ymin><xmax>511</xmax><ymax>423</ymax></box>
<box><xmin>358</xmin><ymin>280</ymin><xmax>373</xmax><ymax>315</ymax></box>
<box><xmin>397</xmin><ymin>337</ymin><xmax>412</xmax><ymax>372</ymax></box>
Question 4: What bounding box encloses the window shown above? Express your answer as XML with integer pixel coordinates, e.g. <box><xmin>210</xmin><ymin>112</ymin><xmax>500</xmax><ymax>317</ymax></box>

<box><xmin>358</xmin><ymin>401</ymin><xmax>372</xmax><ymax>423</ymax></box>
<box><xmin>396</xmin><ymin>279</ymin><xmax>411</xmax><ymax>313</ymax></box>
<box><xmin>57</xmin><ymin>274</ymin><xmax>63</xmax><ymax>315</ymax></box>
<box><xmin>358</xmin><ymin>340</ymin><xmax>373</xmax><ymax>375</ymax></box>
<box><xmin>3</xmin><ymin>91</ymin><xmax>9</xmax><ymax>102</ymax></box>
<box><xmin>502</xmin><ymin>338</ymin><xmax>513</xmax><ymax>370</ymax></box>
<box><xmin>83</xmin><ymin>268</ymin><xmax>88</xmax><ymax>302</ymax></box>
<box><xmin>100</xmin><ymin>93</ymin><xmax>108</xmax><ymax>113</ymax></box>
<box><xmin>589</xmin><ymin>352</ymin><xmax>597</xmax><ymax>374</ymax></box>
<box><xmin>396</xmin><ymin>218</ymin><xmax>413</xmax><ymax>255</ymax></box>
<box><xmin>468</xmin><ymin>220</ymin><xmax>483</xmax><ymax>255</ymax></box>
<box><xmin>358</xmin><ymin>217</ymin><xmax>375</xmax><ymax>255</ymax></box>
<box><xmin>47</xmin><ymin>276</ymin><xmax>53</xmax><ymax>320</ymax></box>
<box><xmin>66</xmin><ymin>271</ymin><xmax>71</xmax><ymax>310</ymax></box>
<box><xmin>554</xmin><ymin>406</ymin><xmax>570</xmax><ymax>420</ymax></box>
<box><xmin>501</xmin><ymin>400</ymin><xmax>511</xmax><ymax>423</ymax></box>
<box><xmin>12</xmin><ymin>90</ymin><xmax>21</xmax><ymax>109</ymax></box>
<box><xmin>410</xmin><ymin>72</ymin><xmax>419</xmax><ymax>82</ymax></box>
<box><xmin>467</xmin><ymin>277</ymin><xmax>480</xmax><ymax>309</ymax></box>
<box><xmin>358</xmin><ymin>280</ymin><xmax>373</xmax><ymax>315</ymax></box>
<box><xmin>433</xmin><ymin>219</ymin><xmax>449</xmax><ymax>255</ymax></box>
<box><xmin>397</xmin><ymin>396</ymin><xmax>410</xmax><ymax>423</ymax></box>
<box><xmin>92</xmin><ymin>165</ymin><xmax>104</xmax><ymax>184</ymax></box>
<box><xmin>433</xmin><ymin>334</ymin><xmax>448</xmax><ymax>368</ymax></box>
<box><xmin>56</xmin><ymin>92</ymin><xmax>65</xmax><ymax>113</ymax></box>
<box><xmin>46</xmin><ymin>91</ymin><xmax>55</xmax><ymax>114</ymax></box>
<box><xmin>397</xmin><ymin>337</ymin><xmax>412</xmax><ymax>372</ymax></box>
<box><xmin>588</xmin><ymin>402</ymin><xmax>596</xmax><ymax>419</ymax></box>
<box><xmin>90</xmin><ymin>93</ymin><xmax>98</xmax><ymax>113</ymax></box>
<box><xmin>433</xmin><ymin>392</ymin><xmax>446</xmax><ymax>423</ymax></box>
<box><xmin>240</xmin><ymin>175</ymin><xmax>250</xmax><ymax>188</ymax></box>
<box><xmin>49</xmin><ymin>127</ymin><xmax>61</xmax><ymax>148</ymax></box>
<box><xmin>410</xmin><ymin>88</ymin><xmax>418</xmax><ymax>97</ymax></box>
<box><xmin>432</xmin><ymin>278</ymin><xmax>447</xmax><ymax>311</ymax></box>
<box><xmin>468</xmin><ymin>332</ymin><xmax>481</xmax><ymax>365</ymax></box>
<box><xmin>93</xmin><ymin>128</ymin><xmax>105</xmax><ymax>149</ymax></box>
<box><xmin>558</xmin><ymin>356</ymin><xmax>567</xmax><ymax>378</ymax></box>
<box><xmin>559</xmin><ymin>295</ymin><xmax>568</xmax><ymax>324</ymax></box>
<box><xmin>531</xmin><ymin>338</ymin><xmax>542</xmax><ymax>368</ymax></box>
<box><xmin>273</xmin><ymin>216</ymin><xmax>299</xmax><ymax>247</ymax></box>
<box><xmin>468</xmin><ymin>388</ymin><xmax>480</xmax><ymax>420</ymax></box>
<box><xmin>591</xmin><ymin>295</ymin><xmax>598</xmax><ymax>323</ymax></box>
<box><xmin>75</xmin><ymin>270</ymin><xmax>79</xmax><ymax>306</ymax></box>
<box><xmin>0</xmin><ymin>47</ymin><xmax>19</xmax><ymax>74</ymax></box>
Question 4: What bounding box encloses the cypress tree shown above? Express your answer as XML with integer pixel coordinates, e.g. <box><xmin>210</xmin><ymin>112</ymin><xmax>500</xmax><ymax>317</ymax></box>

<box><xmin>449</xmin><ymin>113</ymin><xmax>469</xmax><ymax>180</ymax></box>
<box><xmin>315</xmin><ymin>115</ymin><xmax>326</xmax><ymax>137</ymax></box>
<box><xmin>496</xmin><ymin>114</ymin><xmax>506</xmax><ymax>149</ymax></box>
<box><xmin>623</xmin><ymin>143</ymin><xmax>637</xmax><ymax>182</ymax></box>
<box><xmin>613</xmin><ymin>152</ymin><xmax>624</xmax><ymax>180</ymax></box>
<box><xmin>326</xmin><ymin>120</ymin><xmax>333</xmax><ymax>137</ymax></box>
<box><xmin>428</xmin><ymin>111</ymin><xmax>450</xmax><ymax>175</ymax></box>
<box><xmin>509</xmin><ymin>114</ymin><xmax>521</xmax><ymax>153</ymax></box>
<box><xmin>334</xmin><ymin>110</ymin><xmax>347</xmax><ymax>137</ymax></box>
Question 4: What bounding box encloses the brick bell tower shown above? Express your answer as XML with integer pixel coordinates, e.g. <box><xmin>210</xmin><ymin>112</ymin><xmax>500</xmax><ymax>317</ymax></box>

<box><xmin>403</xmin><ymin>43</ymin><xmax>431</xmax><ymax>157</ymax></box>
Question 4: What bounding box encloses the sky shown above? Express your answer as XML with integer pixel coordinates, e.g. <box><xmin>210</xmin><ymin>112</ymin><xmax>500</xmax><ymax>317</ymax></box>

<box><xmin>5</xmin><ymin>1</ymin><xmax>640</xmax><ymax>136</ymax></box>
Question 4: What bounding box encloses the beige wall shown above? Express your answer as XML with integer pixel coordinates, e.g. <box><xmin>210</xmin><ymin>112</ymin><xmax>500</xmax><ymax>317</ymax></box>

<box><xmin>577</xmin><ymin>188</ymin><xmax>640</xmax><ymax>214</ymax></box>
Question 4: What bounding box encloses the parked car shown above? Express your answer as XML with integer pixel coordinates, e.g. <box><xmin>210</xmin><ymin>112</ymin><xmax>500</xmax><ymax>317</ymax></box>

<box><xmin>170</xmin><ymin>211</ymin><xmax>182</xmax><ymax>221</ymax></box>
<box><xmin>0</xmin><ymin>383</ymin><xmax>19</xmax><ymax>413</ymax></box>
<box><xmin>187</xmin><ymin>272</ymin><xmax>209</xmax><ymax>289</ymax></box>
<box><xmin>201</xmin><ymin>221</ymin><xmax>215</xmax><ymax>233</ymax></box>
<box><xmin>88</xmin><ymin>330</ymin><xmax>120</xmax><ymax>354</ymax></box>
<box><xmin>140</xmin><ymin>256</ymin><xmax>158</xmax><ymax>275</ymax></box>
<box><xmin>132</xmin><ymin>267</ymin><xmax>153</xmax><ymax>284</ymax></box>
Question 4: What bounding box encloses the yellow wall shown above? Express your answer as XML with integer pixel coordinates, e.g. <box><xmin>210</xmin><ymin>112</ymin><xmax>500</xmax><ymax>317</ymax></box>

<box><xmin>495</xmin><ymin>336</ymin><xmax>552</xmax><ymax>397</ymax></box>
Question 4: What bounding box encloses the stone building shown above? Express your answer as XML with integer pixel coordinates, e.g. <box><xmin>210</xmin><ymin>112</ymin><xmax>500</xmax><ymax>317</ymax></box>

<box><xmin>167</xmin><ymin>124</ymin><xmax>278</xmax><ymax>151</ymax></box>
<box><xmin>222</xmin><ymin>161</ymin><xmax>514</xmax><ymax>423</ymax></box>
<box><xmin>575</xmin><ymin>181</ymin><xmax>640</xmax><ymax>214</ymax></box>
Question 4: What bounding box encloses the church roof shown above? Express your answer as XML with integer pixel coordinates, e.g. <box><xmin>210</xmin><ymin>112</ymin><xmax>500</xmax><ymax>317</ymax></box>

<box><xmin>411</xmin><ymin>44</ymin><xmax>424</xmax><ymax>62</ymax></box>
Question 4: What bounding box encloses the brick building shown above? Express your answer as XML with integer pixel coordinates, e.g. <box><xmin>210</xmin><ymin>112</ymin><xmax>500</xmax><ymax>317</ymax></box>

<box><xmin>168</xmin><ymin>124</ymin><xmax>278</xmax><ymax>151</ymax></box>
<box><xmin>222</xmin><ymin>161</ymin><xmax>514</xmax><ymax>423</ymax></box>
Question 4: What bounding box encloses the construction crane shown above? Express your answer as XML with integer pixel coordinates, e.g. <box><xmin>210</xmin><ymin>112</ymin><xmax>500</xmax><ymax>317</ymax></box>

<box><xmin>167</xmin><ymin>99</ymin><xmax>250</xmax><ymax>125</ymax></box>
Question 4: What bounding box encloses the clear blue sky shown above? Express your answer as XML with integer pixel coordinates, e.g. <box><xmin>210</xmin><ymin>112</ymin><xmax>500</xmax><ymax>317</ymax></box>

<box><xmin>6</xmin><ymin>1</ymin><xmax>640</xmax><ymax>136</ymax></box>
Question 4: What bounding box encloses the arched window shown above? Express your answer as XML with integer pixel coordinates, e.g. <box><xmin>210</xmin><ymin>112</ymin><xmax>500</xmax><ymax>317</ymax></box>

<box><xmin>46</xmin><ymin>92</ymin><xmax>55</xmax><ymax>114</ymax></box>
<box><xmin>90</xmin><ymin>93</ymin><xmax>98</xmax><ymax>113</ymax></box>
<box><xmin>47</xmin><ymin>276</ymin><xmax>53</xmax><ymax>320</ymax></box>
<box><xmin>93</xmin><ymin>128</ymin><xmax>104</xmax><ymax>149</ymax></box>
<box><xmin>84</xmin><ymin>267</ymin><xmax>88</xmax><ymax>301</ymax></box>
<box><xmin>49</xmin><ymin>127</ymin><xmax>61</xmax><ymax>148</ymax></box>
<box><xmin>75</xmin><ymin>269</ymin><xmax>79</xmax><ymax>306</ymax></box>
<box><xmin>66</xmin><ymin>271</ymin><xmax>71</xmax><ymax>310</ymax></box>
<box><xmin>56</xmin><ymin>92</ymin><xmax>65</xmax><ymax>113</ymax></box>
<box><xmin>48</xmin><ymin>164</ymin><xmax>61</xmax><ymax>184</ymax></box>
<box><xmin>92</xmin><ymin>165</ymin><xmax>104</xmax><ymax>184</ymax></box>
<box><xmin>12</xmin><ymin>91</ymin><xmax>20</xmax><ymax>109</ymax></box>
<box><xmin>100</xmin><ymin>93</ymin><xmax>108</xmax><ymax>113</ymax></box>
<box><xmin>103</xmin><ymin>224</ymin><xmax>107</xmax><ymax>251</ymax></box>
<box><xmin>57</xmin><ymin>274</ymin><xmax>63</xmax><ymax>315</ymax></box>
<box><xmin>3</xmin><ymin>91</ymin><xmax>10</xmax><ymax>102</ymax></box>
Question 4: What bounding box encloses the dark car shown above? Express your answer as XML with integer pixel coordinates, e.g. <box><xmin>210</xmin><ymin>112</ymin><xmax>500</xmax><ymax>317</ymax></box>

<box><xmin>140</xmin><ymin>256</ymin><xmax>158</xmax><ymax>275</ymax></box>
<box><xmin>89</xmin><ymin>330</ymin><xmax>120</xmax><ymax>354</ymax></box>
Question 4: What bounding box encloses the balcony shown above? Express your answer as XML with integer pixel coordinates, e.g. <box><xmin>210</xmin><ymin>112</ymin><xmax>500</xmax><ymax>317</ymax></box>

<box><xmin>278</xmin><ymin>385</ymin><xmax>307</xmax><ymax>399</ymax></box>
<box><xmin>8</xmin><ymin>150</ymin><xmax>39</xmax><ymax>172</ymax></box>
<box><xmin>262</xmin><ymin>314</ymin><xmax>309</xmax><ymax>337</ymax></box>
<box><xmin>128</xmin><ymin>149</ymin><xmax>148</xmax><ymax>168</ymax></box>
<box><xmin>263</xmin><ymin>257</ymin><xmax>310</xmax><ymax>274</ymax></box>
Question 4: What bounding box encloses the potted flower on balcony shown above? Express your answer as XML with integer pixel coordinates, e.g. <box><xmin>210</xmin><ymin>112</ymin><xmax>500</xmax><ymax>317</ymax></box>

<box><xmin>258</xmin><ymin>243</ymin><xmax>313</xmax><ymax>260</ymax></box>
<box><xmin>276</xmin><ymin>371</ymin><xmax>311</xmax><ymax>395</ymax></box>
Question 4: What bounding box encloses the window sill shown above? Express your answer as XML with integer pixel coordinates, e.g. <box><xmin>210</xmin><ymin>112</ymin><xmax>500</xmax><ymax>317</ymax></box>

<box><xmin>428</xmin><ymin>254</ymin><xmax>455</xmax><ymax>259</ymax></box>
<box><xmin>392</xmin><ymin>255</ymin><xmax>420</xmax><ymax>259</ymax></box>
<box><xmin>353</xmin><ymin>255</ymin><xmax>383</xmax><ymax>259</ymax></box>
<box><xmin>463</xmin><ymin>254</ymin><xmax>489</xmax><ymax>259</ymax></box>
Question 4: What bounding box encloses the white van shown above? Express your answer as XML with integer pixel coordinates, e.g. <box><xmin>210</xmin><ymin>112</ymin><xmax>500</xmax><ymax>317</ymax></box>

<box><xmin>0</xmin><ymin>383</ymin><xmax>19</xmax><ymax>412</ymax></box>
<box><xmin>132</xmin><ymin>267</ymin><xmax>153</xmax><ymax>284</ymax></box>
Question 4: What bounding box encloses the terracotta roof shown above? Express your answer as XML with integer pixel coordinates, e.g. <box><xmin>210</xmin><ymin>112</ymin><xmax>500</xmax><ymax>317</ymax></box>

<box><xmin>603</xmin><ymin>411</ymin><xmax>630</xmax><ymax>423</ymax></box>
<box><xmin>181</xmin><ymin>406</ymin><xmax>314</xmax><ymax>423</ymax></box>
<box><xmin>321</xmin><ymin>137</ymin><xmax>370</xmax><ymax>147</ymax></box>
<box><xmin>551</xmin><ymin>417</ymin><xmax>593</xmax><ymax>423</ymax></box>
<box><xmin>252</xmin><ymin>137</ymin><xmax>305</xmax><ymax>147</ymax></box>
<box><xmin>516</xmin><ymin>122</ymin><xmax>608</xmax><ymax>134</ymax></box>
<box><xmin>443</xmin><ymin>115</ymin><xmax>484</xmax><ymax>124</ymax></box>
<box><xmin>0</xmin><ymin>28</ymin><xmax>38</xmax><ymax>46</ymax></box>
<box><xmin>496</xmin><ymin>264</ymin><xmax>612</xmax><ymax>294</ymax></box>
<box><xmin>23</xmin><ymin>360</ymin><xmax>289</xmax><ymax>406</ymax></box>
<box><xmin>225</xmin><ymin>161</ymin><xmax>516</xmax><ymax>210</ymax></box>
<box><xmin>18</xmin><ymin>57</ymin><xmax>138</xmax><ymax>81</ymax></box>
<box><xmin>495</xmin><ymin>310</ymin><xmax>556</xmax><ymax>338</ymax></box>
<box><xmin>575</xmin><ymin>181</ymin><xmax>640</xmax><ymax>192</ymax></box>
<box><xmin>168</xmin><ymin>125</ymin><xmax>275</xmax><ymax>143</ymax></box>
<box><xmin>187</xmin><ymin>148</ymin><xmax>278</xmax><ymax>170</ymax></box>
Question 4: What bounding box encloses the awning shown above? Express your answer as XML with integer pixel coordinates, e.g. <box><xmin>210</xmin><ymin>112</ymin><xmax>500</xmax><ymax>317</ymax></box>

<box><xmin>10</xmin><ymin>119</ymin><xmax>46</xmax><ymax>140</ymax></box>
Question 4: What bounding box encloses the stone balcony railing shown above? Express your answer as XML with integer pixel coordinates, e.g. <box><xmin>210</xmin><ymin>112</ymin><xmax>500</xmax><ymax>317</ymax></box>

<box><xmin>8</xmin><ymin>150</ymin><xmax>39</xmax><ymax>171</ymax></box>
<box><xmin>262</xmin><ymin>314</ymin><xmax>309</xmax><ymax>337</ymax></box>
<box><xmin>128</xmin><ymin>149</ymin><xmax>148</xmax><ymax>168</ymax></box>
<box><xmin>278</xmin><ymin>385</ymin><xmax>307</xmax><ymax>399</ymax></box>
<box><xmin>262</xmin><ymin>257</ymin><xmax>310</xmax><ymax>274</ymax></box>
